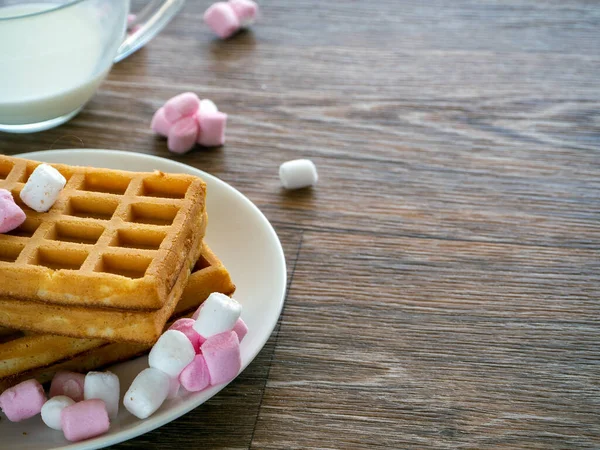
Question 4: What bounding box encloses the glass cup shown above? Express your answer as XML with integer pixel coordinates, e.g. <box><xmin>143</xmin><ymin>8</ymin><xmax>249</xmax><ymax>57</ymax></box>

<box><xmin>0</xmin><ymin>0</ymin><xmax>184</xmax><ymax>133</ymax></box>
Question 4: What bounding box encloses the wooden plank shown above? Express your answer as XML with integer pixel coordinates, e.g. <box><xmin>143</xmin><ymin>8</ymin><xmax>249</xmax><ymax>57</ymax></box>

<box><xmin>251</xmin><ymin>231</ymin><xmax>600</xmax><ymax>449</ymax></box>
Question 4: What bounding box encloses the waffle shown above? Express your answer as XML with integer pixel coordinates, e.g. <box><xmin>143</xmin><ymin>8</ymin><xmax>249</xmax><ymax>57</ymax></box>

<box><xmin>0</xmin><ymin>243</ymin><xmax>235</xmax><ymax>392</ymax></box>
<box><xmin>0</xmin><ymin>210</ymin><xmax>207</xmax><ymax>343</ymax></box>
<box><xmin>0</xmin><ymin>154</ymin><xmax>206</xmax><ymax>310</ymax></box>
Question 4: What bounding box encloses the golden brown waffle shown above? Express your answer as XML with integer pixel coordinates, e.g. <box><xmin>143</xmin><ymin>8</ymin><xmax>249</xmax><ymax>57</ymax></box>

<box><xmin>0</xmin><ymin>243</ymin><xmax>235</xmax><ymax>392</ymax></box>
<box><xmin>0</xmin><ymin>155</ymin><xmax>206</xmax><ymax>310</ymax></box>
<box><xmin>0</xmin><ymin>210</ymin><xmax>207</xmax><ymax>343</ymax></box>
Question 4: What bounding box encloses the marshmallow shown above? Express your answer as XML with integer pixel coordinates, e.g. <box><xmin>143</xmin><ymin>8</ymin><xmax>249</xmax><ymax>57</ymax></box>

<box><xmin>163</xmin><ymin>92</ymin><xmax>201</xmax><ymax>123</ymax></box>
<box><xmin>61</xmin><ymin>399</ymin><xmax>110</xmax><ymax>442</ymax></box>
<box><xmin>193</xmin><ymin>292</ymin><xmax>242</xmax><ymax>338</ymax></box>
<box><xmin>20</xmin><ymin>163</ymin><xmax>66</xmax><ymax>212</ymax></box>
<box><xmin>204</xmin><ymin>2</ymin><xmax>240</xmax><ymax>39</ymax></box>
<box><xmin>191</xmin><ymin>303</ymin><xmax>203</xmax><ymax>321</ymax></box>
<box><xmin>168</xmin><ymin>318</ymin><xmax>204</xmax><ymax>352</ymax></box>
<box><xmin>0</xmin><ymin>189</ymin><xmax>12</xmax><ymax>201</ymax></box>
<box><xmin>0</xmin><ymin>189</ymin><xmax>26</xmax><ymax>233</ymax></box>
<box><xmin>84</xmin><ymin>371</ymin><xmax>120</xmax><ymax>419</ymax></box>
<box><xmin>229</xmin><ymin>0</ymin><xmax>258</xmax><ymax>27</ymax></box>
<box><xmin>167</xmin><ymin>116</ymin><xmax>199</xmax><ymax>154</ymax></box>
<box><xmin>127</xmin><ymin>13</ymin><xmax>140</xmax><ymax>33</ymax></box>
<box><xmin>151</xmin><ymin>107</ymin><xmax>173</xmax><ymax>137</ymax></box>
<box><xmin>167</xmin><ymin>376</ymin><xmax>181</xmax><ymax>399</ymax></box>
<box><xmin>41</xmin><ymin>395</ymin><xmax>75</xmax><ymax>431</ymax></box>
<box><xmin>179</xmin><ymin>354</ymin><xmax>211</xmax><ymax>392</ymax></box>
<box><xmin>123</xmin><ymin>368</ymin><xmax>170</xmax><ymax>419</ymax></box>
<box><xmin>197</xmin><ymin>110</ymin><xmax>227</xmax><ymax>147</ymax></box>
<box><xmin>199</xmin><ymin>99</ymin><xmax>218</xmax><ymax>115</ymax></box>
<box><xmin>148</xmin><ymin>329</ymin><xmax>196</xmax><ymax>377</ymax></box>
<box><xmin>151</xmin><ymin>95</ymin><xmax>227</xmax><ymax>153</ymax></box>
<box><xmin>202</xmin><ymin>331</ymin><xmax>242</xmax><ymax>385</ymax></box>
<box><xmin>233</xmin><ymin>317</ymin><xmax>248</xmax><ymax>342</ymax></box>
<box><xmin>49</xmin><ymin>371</ymin><xmax>85</xmax><ymax>402</ymax></box>
<box><xmin>0</xmin><ymin>379</ymin><xmax>47</xmax><ymax>422</ymax></box>
<box><xmin>279</xmin><ymin>159</ymin><xmax>318</xmax><ymax>189</ymax></box>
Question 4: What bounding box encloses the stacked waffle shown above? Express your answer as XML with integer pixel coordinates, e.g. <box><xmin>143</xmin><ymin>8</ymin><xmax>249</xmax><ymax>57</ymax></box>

<box><xmin>0</xmin><ymin>155</ymin><xmax>235</xmax><ymax>392</ymax></box>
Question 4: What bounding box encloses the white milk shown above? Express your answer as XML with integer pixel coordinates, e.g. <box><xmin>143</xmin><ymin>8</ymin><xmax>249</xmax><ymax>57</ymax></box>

<box><xmin>0</xmin><ymin>4</ymin><xmax>109</xmax><ymax>125</ymax></box>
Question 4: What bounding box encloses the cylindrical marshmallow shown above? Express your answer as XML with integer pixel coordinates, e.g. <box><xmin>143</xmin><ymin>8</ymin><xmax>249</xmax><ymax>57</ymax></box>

<box><xmin>233</xmin><ymin>317</ymin><xmax>248</xmax><ymax>342</ymax></box>
<box><xmin>191</xmin><ymin>303</ymin><xmax>203</xmax><ymax>321</ymax></box>
<box><xmin>19</xmin><ymin>163</ymin><xmax>67</xmax><ymax>212</ymax></box>
<box><xmin>168</xmin><ymin>116</ymin><xmax>199</xmax><ymax>154</ymax></box>
<box><xmin>127</xmin><ymin>14</ymin><xmax>138</xmax><ymax>30</ymax></box>
<box><xmin>197</xmin><ymin>111</ymin><xmax>227</xmax><ymax>147</ymax></box>
<box><xmin>0</xmin><ymin>189</ymin><xmax>26</xmax><ymax>233</ymax></box>
<box><xmin>41</xmin><ymin>395</ymin><xmax>75</xmax><ymax>431</ymax></box>
<box><xmin>84</xmin><ymin>371</ymin><xmax>120</xmax><ymax>419</ymax></box>
<box><xmin>193</xmin><ymin>292</ymin><xmax>242</xmax><ymax>339</ymax></box>
<box><xmin>0</xmin><ymin>189</ymin><xmax>12</xmax><ymax>201</ymax></box>
<box><xmin>0</xmin><ymin>379</ymin><xmax>47</xmax><ymax>422</ymax></box>
<box><xmin>279</xmin><ymin>159</ymin><xmax>318</xmax><ymax>189</ymax></box>
<box><xmin>204</xmin><ymin>2</ymin><xmax>240</xmax><ymax>39</ymax></box>
<box><xmin>123</xmin><ymin>368</ymin><xmax>170</xmax><ymax>419</ymax></box>
<box><xmin>49</xmin><ymin>371</ymin><xmax>85</xmax><ymax>402</ymax></box>
<box><xmin>148</xmin><ymin>329</ymin><xmax>196</xmax><ymax>377</ymax></box>
<box><xmin>179</xmin><ymin>354</ymin><xmax>211</xmax><ymax>392</ymax></box>
<box><xmin>61</xmin><ymin>399</ymin><xmax>110</xmax><ymax>442</ymax></box>
<box><xmin>163</xmin><ymin>92</ymin><xmax>201</xmax><ymax>123</ymax></box>
<box><xmin>167</xmin><ymin>376</ymin><xmax>181</xmax><ymax>399</ymax></box>
<box><xmin>201</xmin><ymin>331</ymin><xmax>242</xmax><ymax>385</ymax></box>
<box><xmin>168</xmin><ymin>318</ymin><xmax>204</xmax><ymax>352</ymax></box>
<box><xmin>199</xmin><ymin>99</ymin><xmax>218</xmax><ymax>115</ymax></box>
<box><xmin>229</xmin><ymin>0</ymin><xmax>258</xmax><ymax>27</ymax></box>
<box><xmin>151</xmin><ymin>107</ymin><xmax>173</xmax><ymax>137</ymax></box>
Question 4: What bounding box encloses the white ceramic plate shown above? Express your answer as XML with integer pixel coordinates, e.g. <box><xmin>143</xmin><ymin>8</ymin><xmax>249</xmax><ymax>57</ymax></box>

<box><xmin>0</xmin><ymin>149</ymin><xmax>287</xmax><ymax>450</ymax></box>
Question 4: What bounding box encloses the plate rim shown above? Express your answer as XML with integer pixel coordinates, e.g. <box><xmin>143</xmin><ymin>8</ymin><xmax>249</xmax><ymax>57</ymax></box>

<box><xmin>11</xmin><ymin>149</ymin><xmax>287</xmax><ymax>450</ymax></box>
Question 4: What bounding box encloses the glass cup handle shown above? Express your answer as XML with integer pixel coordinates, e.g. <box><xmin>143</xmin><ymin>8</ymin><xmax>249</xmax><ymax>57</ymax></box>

<box><xmin>114</xmin><ymin>0</ymin><xmax>185</xmax><ymax>63</ymax></box>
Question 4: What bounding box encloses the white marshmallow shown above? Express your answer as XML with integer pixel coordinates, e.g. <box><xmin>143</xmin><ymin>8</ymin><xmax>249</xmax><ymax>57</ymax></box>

<box><xmin>199</xmin><ymin>99</ymin><xmax>218</xmax><ymax>115</ymax></box>
<box><xmin>84</xmin><ymin>371</ymin><xmax>120</xmax><ymax>419</ymax></box>
<box><xmin>148</xmin><ymin>330</ymin><xmax>196</xmax><ymax>378</ymax></box>
<box><xmin>40</xmin><ymin>395</ymin><xmax>74</xmax><ymax>431</ymax></box>
<box><xmin>19</xmin><ymin>164</ymin><xmax>66</xmax><ymax>212</ymax></box>
<box><xmin>193</xmin><ymin>292</ymin><xmax>242</xmax><ymax>338</ymax></box>
<box><xmin>123</xmin><ymin>368</ymin><xmax>170</xmax><ymax>419</ymax></box>
<box><xmin>279</xmin><ymin>159</ymin><xmax>318</xmax><ymax>190</ymax></box>
<box><xmin>167</xmin><ymin>376</ymin><xmax>180</xmax><ymax>399</ymax></box>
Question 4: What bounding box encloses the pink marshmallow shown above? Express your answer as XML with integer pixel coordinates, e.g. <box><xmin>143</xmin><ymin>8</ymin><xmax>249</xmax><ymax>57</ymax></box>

<box><xmin>179</xmin><ymin>354</ymin><xmax>211</xmax><ymax>392</ymax></box>
<box><xmin>168</xmin><ymin>318</ymin><xmax>205</xmax><ymax>352</ymax></box>
<box><xmin>0</xmin><ymin>189</ymin><xmax>12</xmax><ymax>201</ymax></box>
<box><xmin>197</xmin><ymin>111</ymin><xmax>227</xmax><ymax>147</ymax></box>
<box><xmin>61</xmin><ymin>399</ymin><xmax>110</xmax><ymax>442</ymax></box>
<box><xmin>163</xmin><ymin>92</ymin><xmax>201</xmax><ymax>123</ymax></box>
<box><xmin>127</xmin><ymin>14</ymin><xmax>141</xmax><ymax>33</ymax></box>
<box><xmin>229</xmin><ymin>0</ymin><xmax>258</xmax><ymax>27</ymax></box>
<box><xmin>151</xmin><ymin>107</ymin><xmax>173</xmax><ymax>137</ymax></box>
<box><xmin>201</xmin><ymin>331</ymin><xmax>241</xmax><ymax>385</ymax></box>
<box><xmin>232</xmin><ymin>318</ymin><xmax>248</xmax><ymax>342</ymax></box>
<box><xmin>0</xmin><ymin>379</ymin><xmax>46</xmax><ymax>422</ymax></box>
<box><xmin>0</xmin><ymin>189</ymin><xmax>26</xmax><ymax>234</ymax></box>
<box><xmin>49</xmin><ymin>371</ymin><xmax>85</xmax><ymax>402</ymax></box>
<box><xmin>168</xmin><ymin>116</ymin><xmax>199</xmax><ymax>154</ymax></box>
<box><xmin>204</xmin><ymin>2</ymin><xmax>240</xmax><ymax>39</ymax></box>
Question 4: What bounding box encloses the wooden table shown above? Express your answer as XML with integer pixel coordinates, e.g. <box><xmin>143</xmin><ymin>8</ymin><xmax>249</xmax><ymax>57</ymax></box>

<box><xmin>2</xmin><ymin>0</ymin><xmax>599</xmax><ymax>448</ymax></box>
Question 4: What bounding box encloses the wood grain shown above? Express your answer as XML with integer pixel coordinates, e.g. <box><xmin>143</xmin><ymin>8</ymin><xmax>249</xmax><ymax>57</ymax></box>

<box><xmin>252</xmin><ymin>231</ymin><xmax>599</xmax><ymax>449</ymax></box>
<box><xmin>1</xmin><ymin>0</ymin><xmax>599</xmax><ymax>448</ymax></box>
